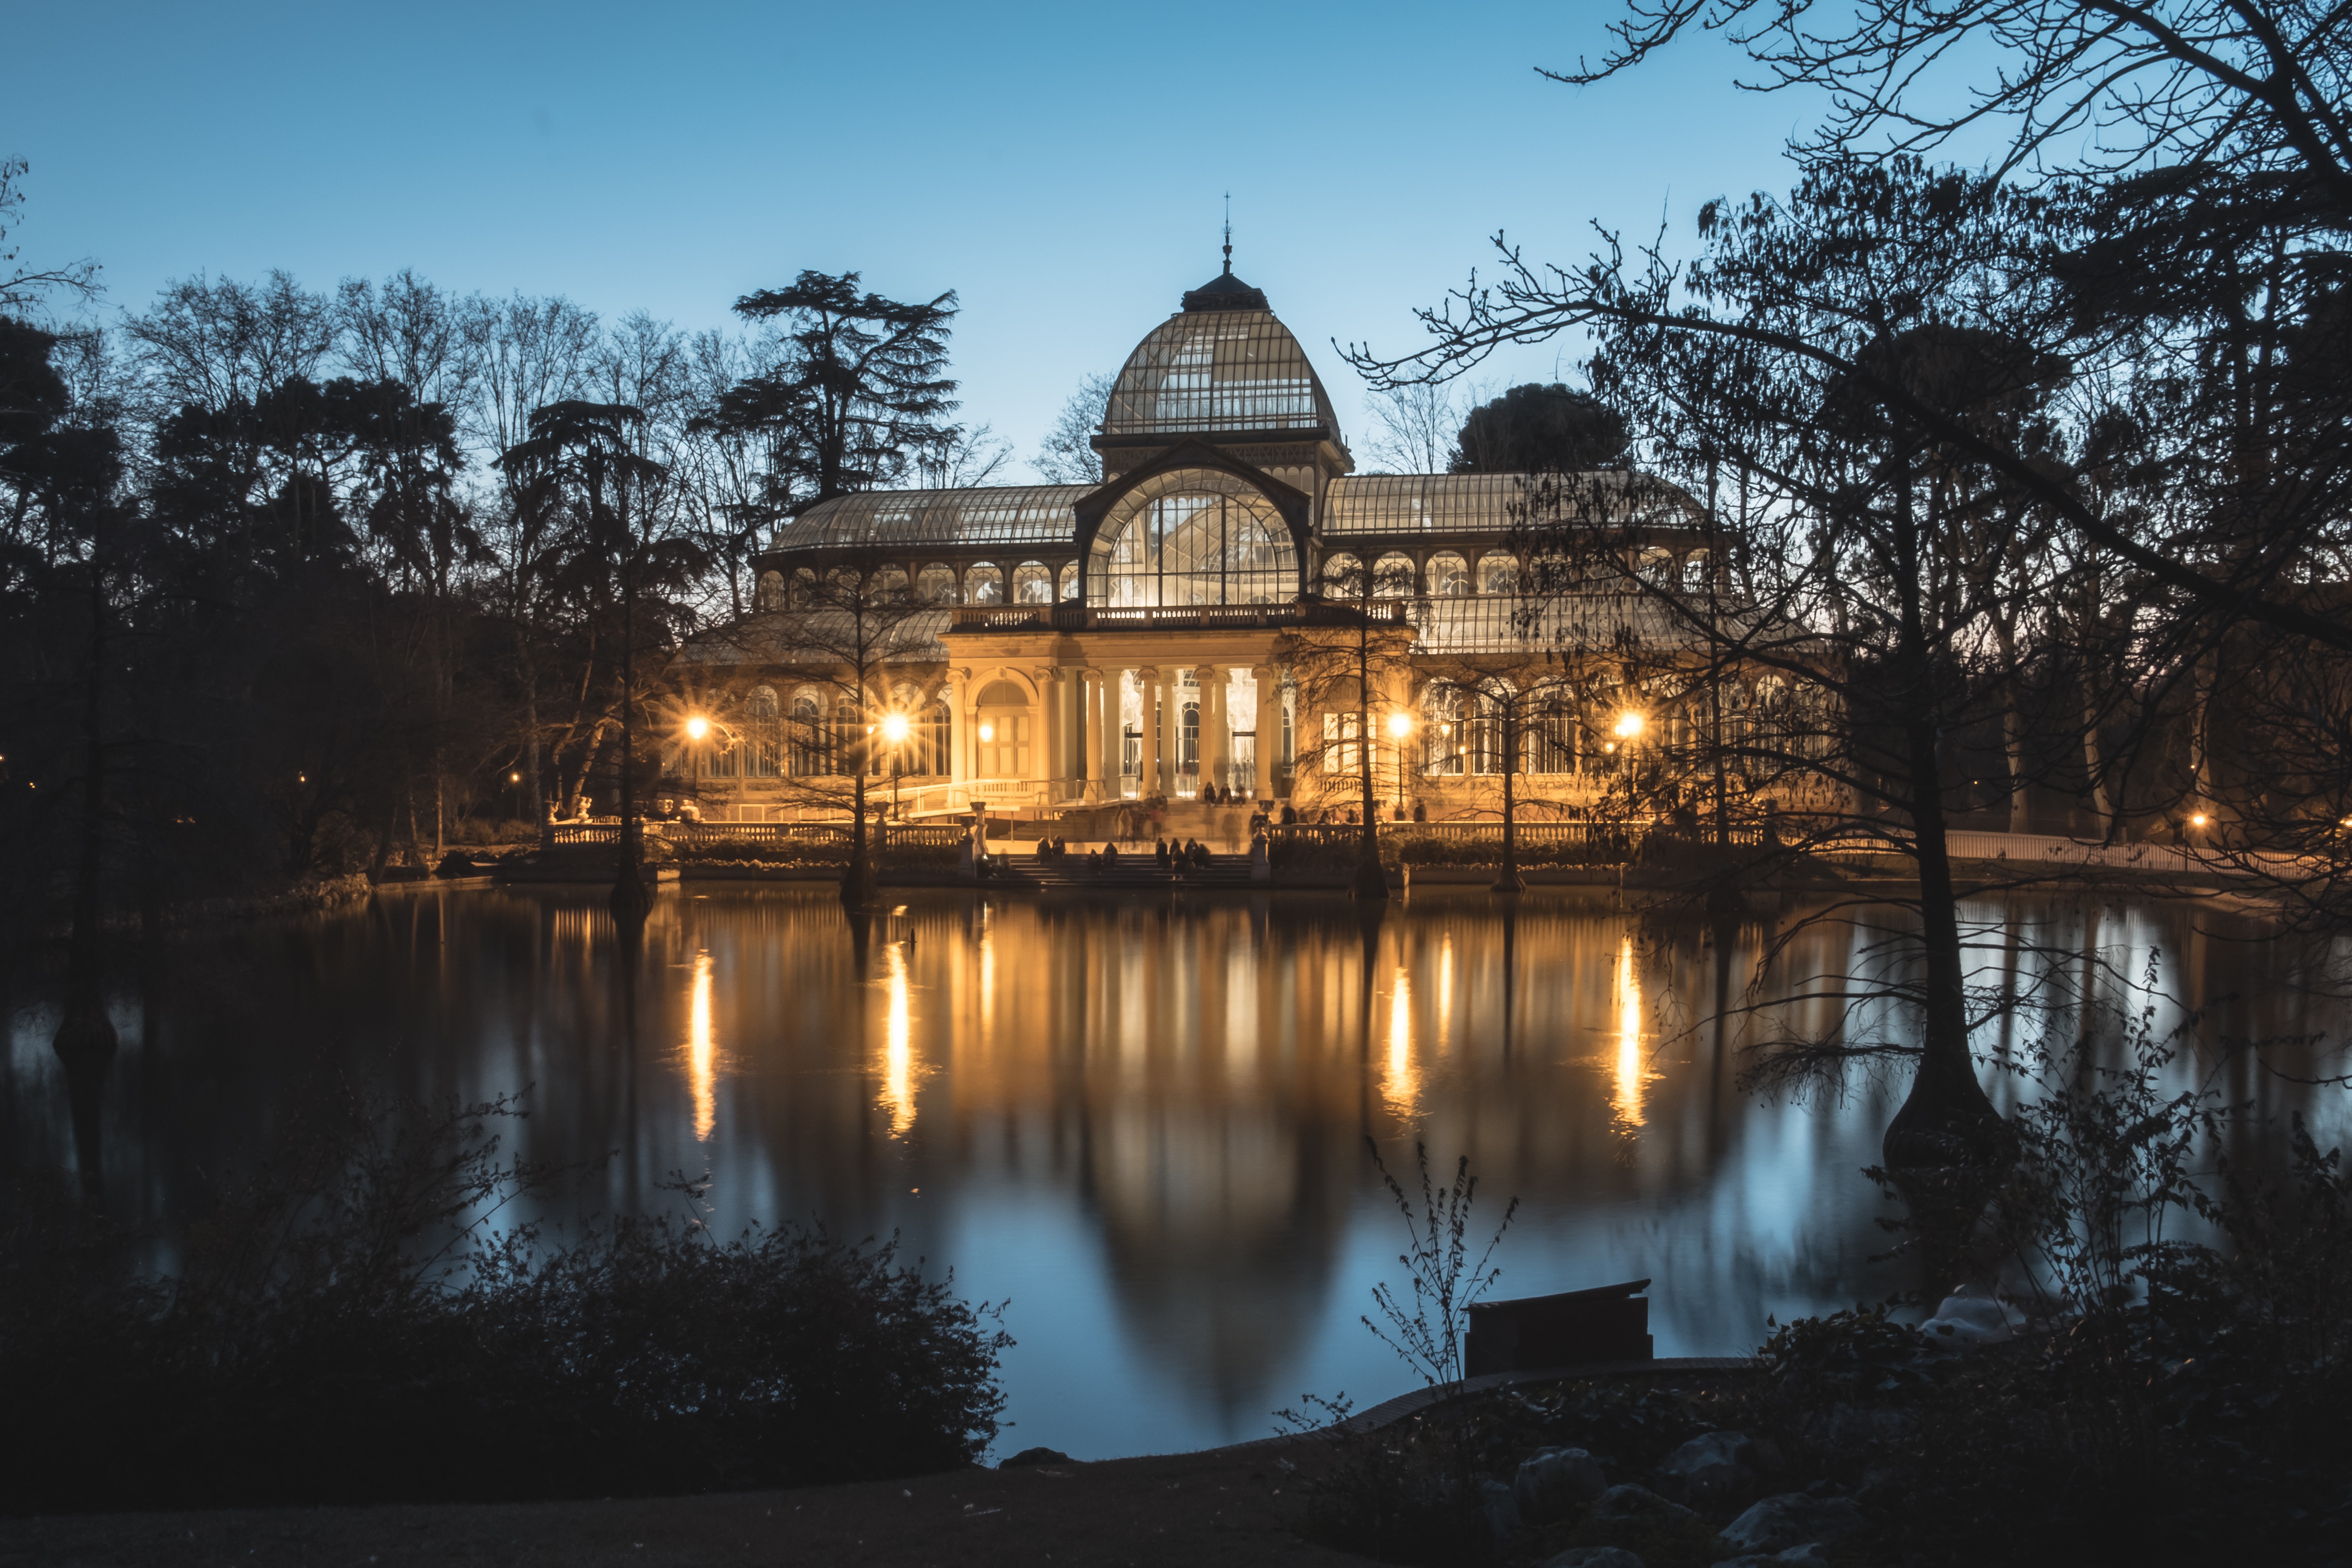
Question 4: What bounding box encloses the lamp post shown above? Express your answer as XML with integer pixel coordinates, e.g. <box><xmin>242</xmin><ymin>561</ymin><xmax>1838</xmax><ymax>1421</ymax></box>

<box><xmin>1612</xmin><ymin>710</ymin><xmax>1646</xmax><ymax>806</ymax></box>
<box><xmin>1386</xmin><ymin>710</ymin><xmax>1414</xmax><ymax>819</ymax></box>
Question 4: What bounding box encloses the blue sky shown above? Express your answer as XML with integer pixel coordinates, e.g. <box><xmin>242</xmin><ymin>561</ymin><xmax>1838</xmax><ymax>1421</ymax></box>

<box><xmin>5</xmin><ymin>1</ymin><xmax>1824</xmax><ymax>472</ymax></box>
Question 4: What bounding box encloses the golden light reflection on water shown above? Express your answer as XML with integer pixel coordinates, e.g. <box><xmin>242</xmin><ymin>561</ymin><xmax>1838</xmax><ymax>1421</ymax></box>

<box><xmin>880</xmin><ymin>938</ymin><xmax>916</xmax><ymax>1136</ymax></box>
<box><xmin>1438</xmin><ymin>938</ymin><xmax>1454</xmax><ymax>1039</ymax></box>
<box><xmin>687</xmin><ymin>950</ymin><xmax>716</xmax><ymax>1142</ymax></box>
<box><xmin>1612</xmin><ymin>934</ymin><xmax>1646</xmax><ymax>1133</ymax></box>
<box><xmin>1384</xmin><ymin>965</ymin><xmax>1417</xmax><ymax>1114</ymax></box>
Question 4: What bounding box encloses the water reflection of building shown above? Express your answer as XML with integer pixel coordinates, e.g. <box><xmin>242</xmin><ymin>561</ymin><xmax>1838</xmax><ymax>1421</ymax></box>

<box><xmin>70</xmin><ymin>885</ymin><xmax>2352</xmax><ymax>1449</ymax></box>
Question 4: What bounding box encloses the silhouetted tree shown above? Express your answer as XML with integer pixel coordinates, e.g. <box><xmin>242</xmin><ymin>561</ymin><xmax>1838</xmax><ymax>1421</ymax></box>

<box><xmin>1452</xmin><ymin>383</ymin><xmax>1629</xmax><ymax>473</ymax></box>
<box><xmin>714</xmin><ymin>271</ymin><xmax>961</xmax><ymax>508</ymax></box>
<box><xmin>1031</xmin><ymin>371</ymin><xmax>1113</xmax><ymax>485</ymax></box>
<box><xmin>500</xmin><ymin>400</ymin><xmax>702</xmax><ymax>913</ymax></box>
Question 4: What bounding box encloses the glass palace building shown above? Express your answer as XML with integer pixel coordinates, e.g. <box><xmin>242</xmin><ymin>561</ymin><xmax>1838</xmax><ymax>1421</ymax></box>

<box><xmin>681</xmin><ymin>264</ymin><xmax>1720</xmax><ymax>820</ymax></box>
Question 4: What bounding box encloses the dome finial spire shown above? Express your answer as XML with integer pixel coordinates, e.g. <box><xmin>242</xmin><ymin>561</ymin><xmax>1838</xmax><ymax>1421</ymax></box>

<box><xmin>1222</xmin><ymin>192</ymin><xmax>1232</xmax><ymax>275</ymax></box>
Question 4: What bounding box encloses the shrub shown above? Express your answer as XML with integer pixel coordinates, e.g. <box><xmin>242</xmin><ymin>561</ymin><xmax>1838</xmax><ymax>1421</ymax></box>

<box><xmin>0</xmin><ymin>1093</ymin><xmax>1008</xmax><ymax>1513</ymax></box>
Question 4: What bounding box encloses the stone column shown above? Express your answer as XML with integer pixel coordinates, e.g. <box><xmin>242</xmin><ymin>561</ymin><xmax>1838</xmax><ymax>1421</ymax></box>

<box><xmin>1250</xmin><ymin>665</ymin><xmax>1274</xmax><ymax>798</ymax></box>
<box><xmin>1033</xmin><ymin>668</ymin><xmax>1058</xmax><ymax>793</ymax></box>
<box><xmin>1098</xmin><ymin>669</ymin><xmax>1123</xmax><ymax>798</ymax></box>
<box><xmin>1073</xmin><ymin>669</ymin><xmax>1095</xmax><ymax>799</ymax></box>
<box><xmin>1163</xmin><ymin>669</ymin><xmax>1185</xmax><ymax>797</ymax></box>
<box><xmin>1136</xmin><ymin>666</ymin><xmax>1160</xmax><ymax>799</ymax></box>
<box><xmin>1198</xmin><ymin>665</ymin><xmax>1227</xmax><ymax>794</ymax></box>
<box><xmin>945</xmin><ymin>671</ymin><xmax>969</xmax><ymax>805</ymax></box>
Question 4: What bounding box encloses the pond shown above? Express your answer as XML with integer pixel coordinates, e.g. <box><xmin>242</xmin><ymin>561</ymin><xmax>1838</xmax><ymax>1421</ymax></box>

<box><xmin>8</xmin><ymin>884</ymin><xmax>2349</xmax><ymax>1459</ymax></box>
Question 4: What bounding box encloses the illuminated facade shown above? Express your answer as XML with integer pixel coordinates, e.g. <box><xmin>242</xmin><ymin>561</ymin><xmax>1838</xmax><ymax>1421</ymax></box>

<box><xmin>682</xmin><ymin>263</ymin><xmax>1726</xmax><ymax>820</ymax></box>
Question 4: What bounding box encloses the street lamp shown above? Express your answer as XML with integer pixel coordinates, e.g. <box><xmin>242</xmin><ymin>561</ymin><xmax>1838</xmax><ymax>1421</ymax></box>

<box><xmin>1612</xmin><ymin>711</ymin><xmax>1646</xmax><ymax>740</ymax></box>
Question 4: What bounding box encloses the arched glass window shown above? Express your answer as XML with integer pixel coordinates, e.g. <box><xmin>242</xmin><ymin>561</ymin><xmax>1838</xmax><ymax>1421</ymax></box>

<box><xmin>700</xmin><ymin>708</ymin><xmax>741</xmax><ymax>778</ymax></box>
<box><xmin>1682</xmin><ymin>550</ymin><xmax>1711</xmax><ymax>593</ymax></box>
<box><xmin>1371</xmin><ymin>552</ymin><xmax>1417</xmax><ymax>598</ymax></box>
<box><xmin>747</xmin><ymin>686</ymin><xmax>783</xmax><ymax>778</ymax></box>
<box><xmin>1471</xmin><ymin>687</ymin><xmax>1514</xmax><ymax>776</ymax></box>
<box><xmin>755</xmin><ymin>570</ymin><xmax>785</xmax><ymax>611</ymax></box>
<box><xmin>1085</xmin><ymin>469</ymin><xmax>1299</xmax><ymax>607</ymax></box>
<box><xmin>965</xmin><ymin>563</ymin><xmax>1004</xmax><ymax>603</ymax></box>
<box><xmin>786</xmin><ymin>689</ymin><xmax>825</xmax><ymax>776</ymax></box>
<box><xmin>1320</xmin><ymin>552</ymin><xmax>1364</xmax><ymax>597</ymax></box>
<box><xmin>831</xmin><ymin>698</ymin><xmax>872</xmax><ymax>778</ymax></box>
<box><xmin>788</xmin><ymin>568</ymin><xmax>819</xmax><ymax>607</ymax></box>
<box><xmin>916</xmin><ymin>563</ymin><xmax>958</xmax><ymax>603</ymax></box>
<box><xmin>1422</xmin><ymin>684</ymin><xmax>1465</xmax><ymax>776</ymax></box>
<box><xmin>1478</xmin><ymin>551</ymin><xmax>1519</xmax><ymax>594</ymax></box>
<box><xmin>1636</xmin><ymin>547</ymin><xmax>1677</xmax><ymax>586</ymax></box>
<box><xmin>1527</xmin><ymin>682</ymin><xmax>1579</xmax><ymax>774</ymax></box>
<box><xmin>1057</xmin><ymin>562</ymin><xmax>1081</xmax><ymax>600</ymax></box>
<box><xmin>1427</xmin><ymin>552</ymin><xmax>1469</xmax><ymax>596</ymax></box>
<box><xmin>873</xmin><ymin>565</ymin><xmax>910</xmax><ymax>602</ymax></box>
<box><xmin>919</xmin><ymin>696</ymin><xmax>951</xmax><ymax>774</ymax></box>
<box><xmin>1012</xmin><ymin>562</ymin><xmax>1054</xmax><ymax>603</ymax></box>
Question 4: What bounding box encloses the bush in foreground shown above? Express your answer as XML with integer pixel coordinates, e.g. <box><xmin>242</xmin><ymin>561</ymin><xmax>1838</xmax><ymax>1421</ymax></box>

<box><xmin>1</xmin><ymin>1095</ymin><xmax>1008</xmax><ymax>1513</ymax></box>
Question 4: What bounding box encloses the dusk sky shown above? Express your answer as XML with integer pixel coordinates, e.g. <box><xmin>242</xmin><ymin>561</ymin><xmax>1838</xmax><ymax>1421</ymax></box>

<box><xmin>7</xmin><ymin>1</ymin><xmax>1828</xmax><ymax>471</ymax></box>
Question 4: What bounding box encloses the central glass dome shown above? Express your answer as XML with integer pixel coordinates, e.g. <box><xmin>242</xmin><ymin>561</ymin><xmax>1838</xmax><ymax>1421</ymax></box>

<box><xmin>1100</xmin><ymin>271</ymin><xmax>1342</xmax><ymax>440</ymax></box>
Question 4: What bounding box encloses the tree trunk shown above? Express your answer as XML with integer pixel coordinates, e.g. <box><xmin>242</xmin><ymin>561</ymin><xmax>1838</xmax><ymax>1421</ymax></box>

<box><xmin>611</xmin><ymin>578</ymin><xmax>651</xmax><ymax>923</ymax></box>
<box><xmin>2188</xmin><ymin>643</ymin><xmax>2215</xmax><ymax>820</ymax></box>
<box><xmin>1352</xmin><ymin>629</ymin><xmax>1387</xmax><ymax>900</ymax></box>
<box><xmin>2081</xmin><ymin>668</ymin><xmax>2115</xmax><ymax>841</ymax></box>
<box><xmin>843</xmin><ymin>769</ymin><xmax>876</xmax><ymax>908</ymax></box>
<box><xmin>1494</xmin><ymin>706</ymin><xmax>1524</xmax><ymax>892</ymax></box>
<box><xmin>518</xmin><ymin>630</ymin><xmax>544</xmax><ymax>813</ymax></box>
<box><xmin>54</xmin><ymin>555</ymin><xmax>119</xmax><ymax>1207</ymax></box>
<box><xmin>1883</xmin><ymin>482</ymin><xmax>2004</xmax><ymax>1181</ymax></box>
<box><xmin>2004</xmin><ymin>694</ymin><xmax>2031</xmax><ymax>836</ymax></box>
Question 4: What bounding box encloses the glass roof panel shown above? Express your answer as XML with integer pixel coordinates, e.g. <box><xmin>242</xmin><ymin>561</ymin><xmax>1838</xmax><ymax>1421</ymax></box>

<box><xmin>773</xmin><ymin>485</ymin><xmax>1089</xmax><ymax>551</ymax></box>
<box><xmin>1103</xmin><ymin>311</ymin><xmax>1341</xmax><ymax>438</ymax></box>
<box><xmin>1322</xmin><ymin>472</ymin><xmax>1697</xmax><ymax>536</ymax></box>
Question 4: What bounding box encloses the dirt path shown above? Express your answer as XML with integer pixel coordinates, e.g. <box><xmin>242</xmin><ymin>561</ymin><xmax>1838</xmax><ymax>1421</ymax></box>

<box><xmin>0</xmin><ymin>1444</ymin><xmax>1368</xmax><ymax>1568</ymax></box>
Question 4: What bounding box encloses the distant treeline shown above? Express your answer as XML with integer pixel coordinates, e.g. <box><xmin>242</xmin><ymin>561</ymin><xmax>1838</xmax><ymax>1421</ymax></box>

<box><xmin>0</xmin><ymin>224</ymin><xmax>999</xmax><ymax>920</ymax></box>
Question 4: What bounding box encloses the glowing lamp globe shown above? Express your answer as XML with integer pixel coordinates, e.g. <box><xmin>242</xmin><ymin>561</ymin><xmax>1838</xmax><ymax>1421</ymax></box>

<box><xmin>881</xmin><ymin>713</ymin><xmax>911</xmax><ymax>744</ymax></box>
<box><xmin>684</xmin><ymin>715</ymin><xmax>711</xmax><ymax>742</ymax></box>
<box><xmin>1386</xmin><ymin>712</ymin><xmax>1413</xmax><ymax>738</ymax></box>
<box><xmin>1613</xmin><ymin>712</ymin><xmax>1646</xmax><ymax>739</ymax></box>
